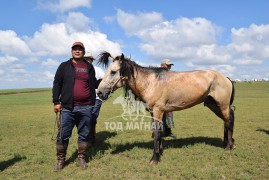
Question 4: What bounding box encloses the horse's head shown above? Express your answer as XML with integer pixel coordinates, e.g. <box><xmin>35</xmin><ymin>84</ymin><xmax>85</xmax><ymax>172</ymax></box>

<box><xmin>97</xmin><ymin>51</ymin><xmax>130</xmax><ymax>100</ymax></box>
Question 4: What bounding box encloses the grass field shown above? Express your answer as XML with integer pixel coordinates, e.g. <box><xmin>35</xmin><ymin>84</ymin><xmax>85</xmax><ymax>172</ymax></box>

<box><xmin>0</xmin><ymin>82</ymin><xmax>268</xmax><ymax>179</ymax></box>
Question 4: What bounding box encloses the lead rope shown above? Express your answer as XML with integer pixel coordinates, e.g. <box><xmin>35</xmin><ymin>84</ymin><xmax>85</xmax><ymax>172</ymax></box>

<box><xmin>51</xmin><ymin>111</ymin><xmax>59</xmax><ymax>141</ymax></box>
<box><xmin>51</xmin><ymin>110</ymin><xmax>63</xmax><ymax>143</ymax></box>
<box><xmin>59</xmin><ymin>111</ymin><xmax>63</xmax><ymax>143</ymax></box>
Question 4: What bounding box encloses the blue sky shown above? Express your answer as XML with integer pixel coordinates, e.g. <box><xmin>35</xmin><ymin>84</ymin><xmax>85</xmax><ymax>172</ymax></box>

<box><xmin>0</xmin><ymin>0</ymin><xmax>269</xmax><ymax>89</ymax></box>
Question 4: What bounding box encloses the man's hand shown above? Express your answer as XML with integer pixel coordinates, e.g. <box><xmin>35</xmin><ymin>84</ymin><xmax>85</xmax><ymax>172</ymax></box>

<box><xmin>54</xmin><ymin>104</ymin><xmax>62</xmax><ymax>113</ymax></box>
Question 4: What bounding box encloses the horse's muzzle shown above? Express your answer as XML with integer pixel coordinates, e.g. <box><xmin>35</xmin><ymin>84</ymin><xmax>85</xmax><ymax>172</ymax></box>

<box><xmin>97</xmin><ymin>91</ymin><xmax>109</xmax><ymax>100</ymax></box>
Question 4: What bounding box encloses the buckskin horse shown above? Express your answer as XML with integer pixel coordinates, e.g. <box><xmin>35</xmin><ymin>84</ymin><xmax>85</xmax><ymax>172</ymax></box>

<box><xmin>97</xmin><ymin>51</ymin><xmax>235</xmax><ymax>164</ymax></box>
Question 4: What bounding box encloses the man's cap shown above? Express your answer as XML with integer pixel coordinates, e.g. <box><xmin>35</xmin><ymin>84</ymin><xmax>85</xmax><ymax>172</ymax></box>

<box><xmin>72</xmin><ymin>42</ymin><xmax>85</xmax><ymax>49</ymax></box>
<box><xmin>161</xmin><ymin>58</ymin><xmax>174</xmax><ymax>65</ymax></box>
<box><xmin>84</xmin><ymin>51</ymin><xmax>95</xmax><ymax>60</ymax></box>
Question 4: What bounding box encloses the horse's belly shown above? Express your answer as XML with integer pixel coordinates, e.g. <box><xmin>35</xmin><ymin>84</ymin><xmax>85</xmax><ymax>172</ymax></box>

<box><xmin>166</xmin><ymin>95</ymin><xmax>205</xmax><ymax>111</ymax></box>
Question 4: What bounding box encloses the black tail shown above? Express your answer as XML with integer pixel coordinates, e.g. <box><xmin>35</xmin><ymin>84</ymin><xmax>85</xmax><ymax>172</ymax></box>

<box><xmin>230</xmin><ymin>82</ymin><xmax>235</xmax><ymax>105</ymax></box>
<box><xmin>227</xmin><ymin>77</ymin><xmax>235</xmax><ymax>105</ymax></box>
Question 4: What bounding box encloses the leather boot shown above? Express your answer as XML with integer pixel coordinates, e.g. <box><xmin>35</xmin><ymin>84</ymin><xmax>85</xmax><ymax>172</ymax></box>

<box><xmin>54</xmin><ymin>143</ymin><xmax>68</xmax><ymax>172</ymax></box>
<box><xmin>76</xmin><ymin>141</ymin><xmax>88</xmax><ymax>169</ymax></box>
<box><xmin>88</xmin><ymin>124</ymin><xmax>96</xmax><ymax>147</ymax></box>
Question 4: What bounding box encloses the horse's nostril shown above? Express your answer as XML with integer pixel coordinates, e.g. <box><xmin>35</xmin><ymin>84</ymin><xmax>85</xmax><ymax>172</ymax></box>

<box><xmin>97</xmin><ymin>92</ymin><xmax>103</xmax><ymax>98</ymax></box>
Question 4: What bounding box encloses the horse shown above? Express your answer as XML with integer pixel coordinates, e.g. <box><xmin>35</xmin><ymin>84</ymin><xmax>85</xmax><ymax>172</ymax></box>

<box><xmin>96</xmin><ymin>51</ymin><xmax>235</xmax><ymax>164</ymax></box>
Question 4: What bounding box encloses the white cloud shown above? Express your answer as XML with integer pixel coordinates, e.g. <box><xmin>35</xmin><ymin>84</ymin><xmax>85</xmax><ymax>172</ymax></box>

<box><xmin>229</xmin><ymin>24</ymin><xmax>269</xmax><ymax>65</ymax></box>
<box><xmin>26</xmin><ymin>23</ymin><xmax>71</xmax><ymax>56</ymax></box>
<box><xmin>0</xmin><ymin>55</ymin><xmax>22</xmax><ymax>85</ymax></box>
<box><xmin>116</xmin><ymin>10</ymin><xmax>164</xmax><ymax>35</ymax></box>
<box><xmin>104</xmin><ymin>15</ymin><xmax>116</xmax><ymax>24</ymax></box>
<box><xmin>234</xmin><ymin>57</ymin><xmax>263</xmax><ymax>65</ymax></box>
<box><xmin>43</xmin><ymin>71</ymin><xmax>55</xmax><ymax>80</ymax></box>
<box><xmin>26</xmin><ymin>19</ymin><xmax>121</xmax><ymax>57</ymax></box>
<box><xmin>137</xmin><ymin>17</ymin><xmax>220</xmax><ymax>57</ymax></box>
<box><xmin>0</xmin><ymin>55</ymin><xmax>18</xmax><ymax>65</ymax></box>
<box><xmin>194</xmin><ymin>45</ymin><xmax>232</xmax><ymax>65</ymax></box>
<box><xmin>38</xmin><ymin>0</ymin><xmax>92</xmax><ymax>13</ymax></box>
<box><xmin>41</xmin><ymin>58</ymin><xmax>61</xmax><ymax>67</ymax></box>
<box><xmin>64</xmin><ymin>12</ymin><xmax>93</xmax><ymax>32</ymax></box>
<box><xmin>94</xmin><ymin>66</ymin><xmax>105</xmax><ymax>80</ymax></box>
<box><xmin>155</xmin><ymin>18</ymin><xmax>217</xmax><ymax>44</ymax></box>
<box><xmin>0</xmin><ymin>30</ymin><xmax>31</xmax><ymax>56</ymax></box>
<box><xmin>186</xmin><ymin>63</ymin><xmax>236</xmax><ymax>78</ymax></box>
<box><xmin>116</xmin><ymin>10</ymin><xmax>220</xmax><ymax>60</ymax></box>
<box><xmin>209</xmin><ymin>65</ymin><xmax>236</xmax><ymax>77</ymax></box>
<box><xmin>11</xmin><ymin>68</ymin><xmax>27</xmax><ymax>74</ymax></box>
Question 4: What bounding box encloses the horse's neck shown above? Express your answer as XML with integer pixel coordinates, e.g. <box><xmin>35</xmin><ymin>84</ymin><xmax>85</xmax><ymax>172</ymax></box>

<box><xmin>127</xmin><ymin>69</ymin><xmax>150</xmax><ymax>102</ymax></box>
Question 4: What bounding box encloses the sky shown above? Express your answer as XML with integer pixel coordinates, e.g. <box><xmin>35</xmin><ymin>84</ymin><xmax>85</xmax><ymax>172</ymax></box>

<box><xmin>0</xmin><ymin>0</ymin><xmax>269</xmax><ymax>89</ymax></box>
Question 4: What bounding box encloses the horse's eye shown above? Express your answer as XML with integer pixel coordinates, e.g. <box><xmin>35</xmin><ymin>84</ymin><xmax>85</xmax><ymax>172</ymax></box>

<box><xmin>110</xmin><ymin>70</ymin><xmax>116</xmax><ymax>75</ymax></box>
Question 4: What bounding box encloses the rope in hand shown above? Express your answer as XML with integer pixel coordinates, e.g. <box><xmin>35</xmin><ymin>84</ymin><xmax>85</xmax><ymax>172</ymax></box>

<box><xmin>51</xmin><ymin>111</ymin><xmax>60</xmax><ymax>141</ymax></box>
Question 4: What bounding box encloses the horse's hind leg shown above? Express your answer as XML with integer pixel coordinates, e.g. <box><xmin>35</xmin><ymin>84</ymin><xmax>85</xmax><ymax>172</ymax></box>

<box><xmin>224</xmin><ymin>107</ymin><xmax>235</xmax><ymax>150</ymax></box>
<box><xmin>204</xmin><ymin>97</ymin><xmax>235</xmax><ymax>150</ymax></box>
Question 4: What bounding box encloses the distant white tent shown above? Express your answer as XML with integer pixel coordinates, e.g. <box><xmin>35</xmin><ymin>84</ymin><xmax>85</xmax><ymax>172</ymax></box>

<box><xmin>234</xmin><ymin>79</ymin><xmax>241</xmax><ymax>82</ymax></box>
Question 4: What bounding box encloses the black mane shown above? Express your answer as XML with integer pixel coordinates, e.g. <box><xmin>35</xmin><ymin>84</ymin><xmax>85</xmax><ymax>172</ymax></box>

<box><xmin>120</xmin><ymin>59</ymin><xmax>166</xmax><ymax>80</ymax></box>
<box><xmin>97</xmin><ymin>51</ymin><xmax>111</xmax><ymax>68</ymax></box>
<box><xmin>97</xmin><ymin>51</ymin><xmax>166</xmax><ymax>78</ymax></box>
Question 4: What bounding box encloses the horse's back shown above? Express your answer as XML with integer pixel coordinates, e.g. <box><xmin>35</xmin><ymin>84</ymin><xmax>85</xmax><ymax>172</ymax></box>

<box><xmin>167</xmin><ymin>69</ymin><xmax>232</xmax><ymax>105</ymax></box>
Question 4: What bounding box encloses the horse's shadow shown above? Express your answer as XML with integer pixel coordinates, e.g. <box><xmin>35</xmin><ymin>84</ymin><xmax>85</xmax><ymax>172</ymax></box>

<box><xmin>0</xmin><ymin>154</ymin><xmax>26</xmax><ymax>171</ymax></box>
<box><xmin>65</xmin><ymin>131</ymin><xmax>117</xmax><ymax>165</ymax></box>
<box><xmin>256</xmin><ymin>128</ymin><xmax>269</xmax><ymax>135</ymax></box>
<box><xmin>111</xmin><ymin>136</ymin><xmax>223</xmax><ymax>154</ymax></box>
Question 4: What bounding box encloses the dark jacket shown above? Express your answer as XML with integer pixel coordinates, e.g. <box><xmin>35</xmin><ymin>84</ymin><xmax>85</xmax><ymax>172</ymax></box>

<box><xmin>52</xmin><ymin>58</ymin><xmax>96</xmax><ymax>109</ymax></box>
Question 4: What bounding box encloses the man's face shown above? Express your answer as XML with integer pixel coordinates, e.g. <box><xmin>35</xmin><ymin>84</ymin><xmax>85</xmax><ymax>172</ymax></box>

<box><xmin>161</xmin><ymin>63</ymin><xmax>172</xmax><ymax>70</ymax></box>
<box><xmin>72</xmin><ymin>46</ymin><xmax>85</xmax><ymax>59</ymax></box>
<box><xmin>166</xmin><ymin>64</ymin><xmax>172</xmax><ymax>70</ymax></box>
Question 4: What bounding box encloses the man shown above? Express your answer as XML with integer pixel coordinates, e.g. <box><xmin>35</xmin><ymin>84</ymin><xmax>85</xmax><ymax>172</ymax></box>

<box><xmin>161</xmin><ymin>59</ymin><xmax>176</xmax><ymax>138</ymax></box>
<box><xmin>52</xmin><ymin>42</ymin><xmax>96</xmax><ymax>171</ymax></box>
<box><xmin>84</xmin><ymin>52</ymin><xmax>104</xmax><ymax>146</ymax></box>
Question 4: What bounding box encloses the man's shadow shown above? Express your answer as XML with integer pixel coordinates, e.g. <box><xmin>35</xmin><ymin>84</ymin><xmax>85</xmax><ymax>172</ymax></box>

<box><xmin>111</xmin><ymin>136</ymin><xmax>223</xmax><ymax>154</ymax></box>
<box><xmin>0</xmin><ymin>154</ymin><xmax>26</xmax><ymax>171</ymax></box>
<box><xmin>65</xmin><ymin>131</ymin><xmax>117</xmax><ymax>165</ymax></box>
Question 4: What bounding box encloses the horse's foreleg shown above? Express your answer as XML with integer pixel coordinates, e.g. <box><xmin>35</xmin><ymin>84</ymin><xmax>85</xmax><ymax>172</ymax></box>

<box><xmin>150</xmin><ymin>125</ymin><xmax>162</xmax><ymax>165</ymax></box>
<box><xmin>224</xmin><ymin>107</ymin><xmax>235</xmax><ymax>150</ymax></box>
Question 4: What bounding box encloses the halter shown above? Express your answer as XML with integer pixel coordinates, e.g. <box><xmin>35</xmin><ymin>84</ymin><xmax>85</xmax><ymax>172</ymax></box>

<box><xmin>107</xmin><ymin>76</ymin><xmax>128</xmax><ymax>95</ymax></box>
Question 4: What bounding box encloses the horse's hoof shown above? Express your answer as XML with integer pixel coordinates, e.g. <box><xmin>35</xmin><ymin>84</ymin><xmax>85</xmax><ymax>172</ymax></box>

<box><xmin>149</xmin><ymin>160</ymin><xmax>158</xmax><ymax>165</ymax></box>
<box><xmin>160</xmin><ymin>149</ymin><xmax>163</xmax><ymax>156</ymax></box>
<box><xmin>224</xmin><ymin>144</ymin><xmax>236</xmax><ymax>150</ymax></box>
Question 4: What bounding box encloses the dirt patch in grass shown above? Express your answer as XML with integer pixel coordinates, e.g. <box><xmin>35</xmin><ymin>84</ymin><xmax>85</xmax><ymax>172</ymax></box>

<box><xmin>0</xmin><ymin>89</ymin><xmax>50</xmax><ymax>95</ymax></box>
